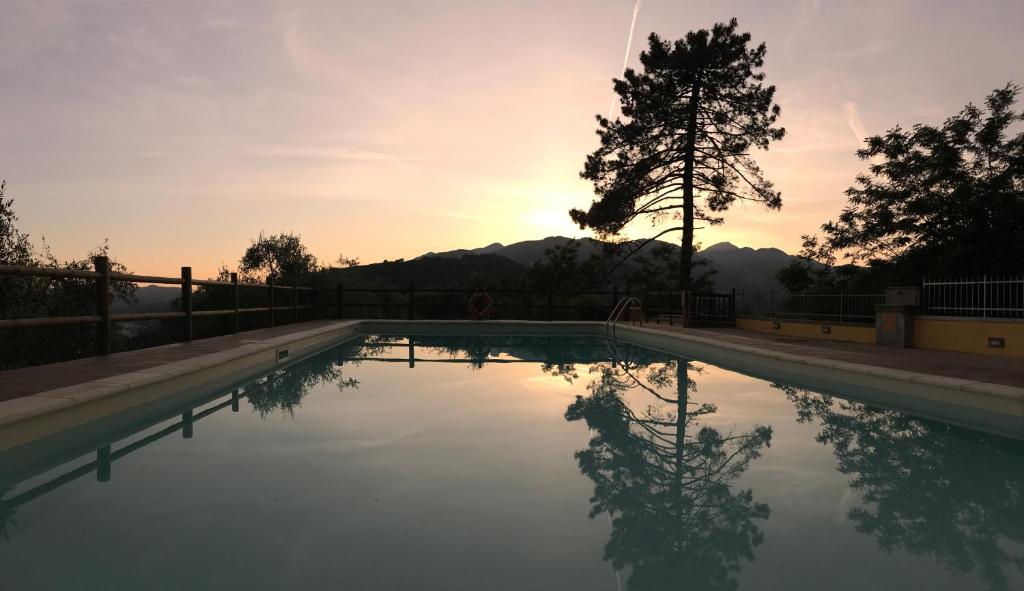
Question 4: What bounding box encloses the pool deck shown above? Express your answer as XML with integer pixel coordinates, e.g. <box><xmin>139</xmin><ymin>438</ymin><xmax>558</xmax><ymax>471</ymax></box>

<box><xmin>655</xmin><ymin>325</ymin><xmax>1024</xmax><ymax>389</ymax></box>
<box><xmin>1</xmin><ymin>318</ymin><xmax>1022</xmax><ymax>451</ymax></box>
<box><xmin>0</xmin><ymin>320</ymin><xmax>345</xmax><ymax>403</ymax></box>
<box><xmin>1</xmin><ymin>320</ymin><xmax>1020</xmax><ymax>404</ymax></box>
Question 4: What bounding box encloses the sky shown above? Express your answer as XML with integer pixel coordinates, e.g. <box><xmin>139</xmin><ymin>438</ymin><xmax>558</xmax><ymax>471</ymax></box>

<box><xmin>2</xmin><ymin>0</ymin><xmax>1022</xmax><ymax>278</ymax></box>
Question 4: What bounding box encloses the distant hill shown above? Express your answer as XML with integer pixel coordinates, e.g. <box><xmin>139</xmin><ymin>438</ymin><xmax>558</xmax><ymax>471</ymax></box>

<box><xmin>416</xmin><ymin>236</ymin><xmax>798</xmax><ymax>293</ymax></box>
<box><xmin>117</xmin><ymin>237</ymin><xmax>797</xmax><ymax>314</ymax></box>
<box><xmin>329</xmin><ymin>253</ymin><xmax>526</xmax><ymax>287</ymax></box>
<box><xmin>415</xmin><ymin>236</ymin><xmax>666</xmax><ymax>267</ymax></box>
<box><xmin>697</xmin><ymin>242</ymin><xmax>797</xmax><ymax>294</ymax></box>
<box><xmin>113</xmin><ymin>284</ymin><xmax>180</xmax><ymax>313</ymax></box>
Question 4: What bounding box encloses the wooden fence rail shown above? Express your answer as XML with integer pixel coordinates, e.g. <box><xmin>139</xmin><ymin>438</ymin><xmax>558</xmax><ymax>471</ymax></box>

<box><xmin>0</xmin><ymin>257</ymin><xmax>316</xmax><ymax>356</ymax></box>
<box><xmin>3</xmin><ymin>259</ymin><xmax>743</xmax><ymax>364</ymax></box>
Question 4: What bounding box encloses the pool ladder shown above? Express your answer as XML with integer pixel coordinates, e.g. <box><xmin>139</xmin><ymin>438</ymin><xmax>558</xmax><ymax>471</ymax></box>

<box><xmin>606</xmin><ymin>297</ymin><xmax>642</xmax><ymax>339</ymax></box>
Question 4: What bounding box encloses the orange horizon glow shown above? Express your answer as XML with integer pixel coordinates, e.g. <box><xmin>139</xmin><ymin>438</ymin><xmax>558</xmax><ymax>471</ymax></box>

<box><xmin>3</xmin><ymin>1</ymin><xmax>1021</xmax><ymax>279</ymax></box>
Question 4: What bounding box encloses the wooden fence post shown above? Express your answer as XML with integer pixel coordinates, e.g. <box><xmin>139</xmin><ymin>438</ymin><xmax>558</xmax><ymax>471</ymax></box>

<box><xmin>181</xmin><ymin>266</ymin><xmax>193</xmax><ymax>342</ymax></box>
<box><xmin>231</xmin><ymin>272</ymin><xmax>240</xmax><ymax>333</ymax></box>
<box><xmin>93</xmin><ymin>255</ymin><xmax>111</xmax><ymax>355</ymax></box>
<box><xmin>268</xmin><ymin>277</ymin><xmax>275</xmax><ymax>327</ymax></box>
<box><xmin>337</xmin><ymin>282</ymin><xmax>343</xmax><ymax>319</ymax></box>
<box><xmin>408</xmin><ymin>282</ymin><xmax>416</xmax><ymax>320</ymax></box>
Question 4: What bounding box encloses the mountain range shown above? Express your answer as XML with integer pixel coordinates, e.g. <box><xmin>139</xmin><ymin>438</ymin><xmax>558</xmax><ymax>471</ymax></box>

<box><xmin>417</xmin><ymin>236</ymin><xmax>796</xmax><ymax>293</ymax></box>
<box><xmin>121</xmin><ymin>236</ymin><xmax>798</xmax><ymax>312</ymax></box>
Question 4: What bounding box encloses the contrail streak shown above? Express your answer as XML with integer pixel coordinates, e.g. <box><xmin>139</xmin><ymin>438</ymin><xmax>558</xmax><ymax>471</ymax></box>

<box><xmin>608</xmin><ymin>0</ymin><xmax>643</xmax><ymax>119</ymax></box>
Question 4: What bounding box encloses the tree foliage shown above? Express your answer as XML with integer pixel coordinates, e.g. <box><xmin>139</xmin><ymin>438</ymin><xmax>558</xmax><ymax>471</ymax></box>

<box><xmin>1</xmin><ymin>183</ymin><xmax>137</xmax><ymax>369</ymax></box>
<box><xmin>239</xmin><ymin>232</ymin><xmax>319</xmax><ymax>282</ymax></box>
<box><xmin>571</xmin><ymin>19</ymin><xmax>784</xmax><ymax>290</ymax></box>
<box><xmin>789</xmin><ymin>84</ymin><xmax>1024</xmax><ymax>289</ymax></box>
<box><xmin>522</xmin><ymin>240</ymin><xmax>612</xmax><ymax>291</ymax></box>
<box><xmin>0</xmin><ymin>181</ymin><xmax>33</xmax><ymax>267</ymax></box>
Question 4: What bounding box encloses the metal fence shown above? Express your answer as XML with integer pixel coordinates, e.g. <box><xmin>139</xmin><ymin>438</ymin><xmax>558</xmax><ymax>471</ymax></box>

<box><xmin>737</xmin><ymin>291</ymin><xmax>884</xmax><ymax>324</ymax></box>
<box><xmin>645</xmin><ymin>290</ymin><xmax>736</xmax><ymax>326</ymax></box>
<box><xmin>922</xmin><ymin>276</ymin><xmax>1024</xmax><ymax>318</ymax></box>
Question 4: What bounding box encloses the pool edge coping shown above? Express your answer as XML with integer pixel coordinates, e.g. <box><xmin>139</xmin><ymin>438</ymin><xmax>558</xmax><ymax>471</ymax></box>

<box><xmin>613</xmin><ymin>324</ymin><xmax>1024</xmax><ymax>403</ymax></box>
<box><xmin>1</xmin><ymin>319</ymin><xmax>1021</xmax><ymax>440</ymax></box>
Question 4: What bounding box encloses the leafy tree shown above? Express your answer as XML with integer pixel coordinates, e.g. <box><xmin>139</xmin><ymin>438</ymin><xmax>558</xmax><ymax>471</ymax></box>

<box><xmin>335</xmin><ymin>253</ymin><xmax>360</xmax><ymax>268</ymax></box>
<box><xmin>793</xmin><ymin>84</ymin><xmax>1024</xmax><ymax>286</ymax></box>
<box><xmin>0</xmin><ymin>184</ymin><xmax>137</xmax><ymax>369</ymax></box>
<box><xmin>523</xmin><ymin>240</ymin><xmax>604</xmax><ymax>290</ymax></box>
<box><xmin>571</xmin><ymin>19</ymin><xmax>784</xmax><ymax>292</ymax></box>
<box><xmin>0</xmin><ymin>181</ymin><xmax>33</xmax><ymax>267</ymax></box>
<box><xmin>566</xmin><ymin>357</ymin><xmax>772</xmax><ymax>590</ymax></box>
<box><xmin>628</xmin><ymin>242</ymin><xmax>715</xmax><ymax>292</ymax></box>
<box><xmin>239</xmin><ymin>232</ymin><xmax>319</xmax><ymax>282</ymax></box>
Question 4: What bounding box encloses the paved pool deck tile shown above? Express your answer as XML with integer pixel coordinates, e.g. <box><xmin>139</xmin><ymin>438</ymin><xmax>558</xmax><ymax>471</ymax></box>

<box><xmin>647</xmin><ymin>325</ymin><xmax>1024</xmax><ymax>388</ymax></box>
<box><xmin>0</xmin><ymin>320</ymin><xmax>341</xmax><ymax>402</ymax></box>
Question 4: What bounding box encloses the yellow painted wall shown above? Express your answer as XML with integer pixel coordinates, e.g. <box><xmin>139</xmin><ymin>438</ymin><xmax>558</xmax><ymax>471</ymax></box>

<box><xmin>913</xmin><ymin>316</ymin><xmax>1024</xmax><ymax>358</ymax></box>
<box><xmin>736</xmin><ymin>315</ymin><xmax>1024</xmax><ymax>358</ymax></box>
<box><xmin>736</xmin><ymin>318</ymin><xmax>876</xmax><ymax>344</ymax></box>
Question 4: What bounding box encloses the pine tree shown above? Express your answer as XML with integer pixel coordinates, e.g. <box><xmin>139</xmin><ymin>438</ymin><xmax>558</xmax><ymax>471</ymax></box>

<box><xmin>572</xmin><ymin>19</ymin><xmax>784</xmax><ymax>291</ymax></box>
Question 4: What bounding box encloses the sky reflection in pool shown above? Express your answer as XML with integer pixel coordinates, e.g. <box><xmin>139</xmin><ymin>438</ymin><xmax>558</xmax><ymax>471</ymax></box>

<box><xmin>1</xmin><ymin>335</ymin><xmax>1022</xmax><ymax>591</ymax></box>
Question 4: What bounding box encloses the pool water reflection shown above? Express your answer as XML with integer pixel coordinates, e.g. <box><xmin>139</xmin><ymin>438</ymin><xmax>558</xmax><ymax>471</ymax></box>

<box><xmin>0</xmin><ymin>335</ymin><xmax>1022</xmax><ymax>590</ymax></box>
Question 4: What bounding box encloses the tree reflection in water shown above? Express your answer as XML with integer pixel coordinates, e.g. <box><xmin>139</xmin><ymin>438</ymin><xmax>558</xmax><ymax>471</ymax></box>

<box><xmin>780</xmin><ymin>385</ymin><xmax>1024</xmax><ymax>591</ymax></box>
<box><xmin>244</xmin><ymin>337</ymin><xmax>391</xmax><ymax>417</ymax></box>
<box><xmin>566</xmin><ymin>357</ymin><xmax>772</xmax><ymax>591</ymax></box>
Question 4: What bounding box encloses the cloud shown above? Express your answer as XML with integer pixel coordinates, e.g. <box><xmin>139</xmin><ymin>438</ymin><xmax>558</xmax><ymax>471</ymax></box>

<box><xmin>842</xmin><ymin>101</ymin><xmax>868</xmax><ymax>145</ymax></box>
<box><xmin>279</xmin><ymin>8</ymin><xmax>395</xmax><ymax>114</ymax></box>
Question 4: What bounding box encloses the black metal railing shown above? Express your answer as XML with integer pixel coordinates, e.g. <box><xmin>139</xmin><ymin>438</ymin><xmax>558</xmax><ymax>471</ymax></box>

<box><xmin>645</xmin><ymin>290</ymin><xmax>737</xmax><ymax>327</ymax></box>
<box><xmin>736</xmin><ymin>291</ymin><xmax>883</xmax><ymax>324</ymax></box>
<box><xmin>327</xmin><ymin>284</ymin><xmax>627</xmax><ymax>322</ymax></box>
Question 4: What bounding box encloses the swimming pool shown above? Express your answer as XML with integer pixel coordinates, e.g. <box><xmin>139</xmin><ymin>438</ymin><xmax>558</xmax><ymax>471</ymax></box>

<box><xmin>1</xmin><ymin>333</ymin><xmax>1022</xmax><ymax>590</ymax></box>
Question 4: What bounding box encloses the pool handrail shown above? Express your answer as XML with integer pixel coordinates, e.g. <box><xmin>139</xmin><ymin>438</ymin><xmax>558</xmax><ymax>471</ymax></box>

<box><xmin>606</xmin><ymin>296</ymin><xmax>642</xmax><ymax>338</ymax></box>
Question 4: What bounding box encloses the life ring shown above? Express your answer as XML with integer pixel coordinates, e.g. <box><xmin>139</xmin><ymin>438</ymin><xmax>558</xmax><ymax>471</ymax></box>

<box><xmin>469</xmin><ymin>291</ymin><xmax>493</xmax><ymax>319</ymax></box>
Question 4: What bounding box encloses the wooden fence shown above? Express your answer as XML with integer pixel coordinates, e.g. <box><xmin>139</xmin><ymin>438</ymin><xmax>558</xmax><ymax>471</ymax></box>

<box><xmin>0</xmin><ymin>256</ymin><xmax>316</xmax><ymax>356</ymax></box>
<box><xmin>2</xmin><ymin>258</ymin><xmax>745</xmax><ymax>365</ymax></box>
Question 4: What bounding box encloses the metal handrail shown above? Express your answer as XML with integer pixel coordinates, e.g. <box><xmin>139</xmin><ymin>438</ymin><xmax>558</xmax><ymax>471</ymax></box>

<box><xmin>606</xmin><ymin>296</ymin><xmax>642</xmax><ymax>338</ymax></box>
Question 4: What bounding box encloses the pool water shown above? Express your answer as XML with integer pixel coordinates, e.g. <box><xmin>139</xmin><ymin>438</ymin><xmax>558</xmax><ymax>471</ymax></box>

<box><xmin>1</xmin><ymin>335</ymin><xmax>1022</xmax><ymax>590</ymax></box>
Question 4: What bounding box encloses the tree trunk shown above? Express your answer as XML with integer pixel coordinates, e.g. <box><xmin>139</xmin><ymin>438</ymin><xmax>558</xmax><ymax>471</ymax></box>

<box><xmin>680</xmin><ymin>81</ymin><xmax>701</xmax><ymax>295</ymax></box>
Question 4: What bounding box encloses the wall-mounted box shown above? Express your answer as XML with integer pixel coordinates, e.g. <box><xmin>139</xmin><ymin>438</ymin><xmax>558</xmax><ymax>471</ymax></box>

<box><xmin>885</xmin><ymin>286</ymin><xmax>920</xmax><ymax>306</ymax></box>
